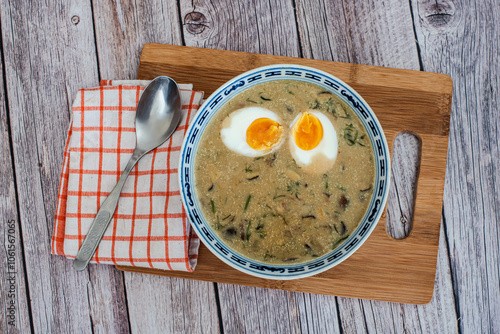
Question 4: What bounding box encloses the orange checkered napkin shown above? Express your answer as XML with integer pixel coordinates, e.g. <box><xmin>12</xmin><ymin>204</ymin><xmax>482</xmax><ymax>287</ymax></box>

<box><xmin>51</xmin><ymin>80</ymin><xmax>203</xmax><ymax>271</ymax></box>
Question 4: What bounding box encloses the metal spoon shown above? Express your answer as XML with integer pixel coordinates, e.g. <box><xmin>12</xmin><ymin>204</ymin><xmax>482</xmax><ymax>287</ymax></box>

<box><xmin>73</xmin><ymin>76</ymin><xmax>182</xmax><ymax>271</ymax></box>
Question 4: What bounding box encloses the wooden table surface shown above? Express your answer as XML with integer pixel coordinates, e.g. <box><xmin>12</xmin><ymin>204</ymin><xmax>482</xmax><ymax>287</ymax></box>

<box><xmin>0</xmin><ymin>1</ymin><xmax>498</xmax><ymax>333</ymax></box>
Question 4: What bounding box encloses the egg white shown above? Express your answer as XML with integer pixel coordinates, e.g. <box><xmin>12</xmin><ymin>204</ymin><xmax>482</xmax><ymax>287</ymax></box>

<box><xmin>289</xmin><ymin>111</ymin><xmax>338</xmax><ymax>173</ymax></box>
<box><xmin>220</xmin><ymin>107</ymin><xmax>284</xmax><ymax>157</ymax></box>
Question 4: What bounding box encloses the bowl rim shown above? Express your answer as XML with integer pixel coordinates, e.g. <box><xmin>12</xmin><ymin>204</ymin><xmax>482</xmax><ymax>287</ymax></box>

<box><xmin>178</xmin><ymin>64</ymin><xmax>391</xmax><ymax>280</ymax></box>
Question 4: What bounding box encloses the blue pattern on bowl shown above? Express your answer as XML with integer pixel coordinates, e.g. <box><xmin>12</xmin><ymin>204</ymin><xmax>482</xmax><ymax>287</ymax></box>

<box><xmin>179</xmin><ymin>64</ymin><xmax>391</xmax><ymax>280</ymax></box>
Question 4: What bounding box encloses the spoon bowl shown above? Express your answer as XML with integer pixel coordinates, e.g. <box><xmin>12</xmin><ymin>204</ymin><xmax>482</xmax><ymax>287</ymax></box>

<box><xmin>73</xmin><ymin>76</ymin><xmax>182</xmax><ymax>271</ymax></box>
<box><xmin>136</xmin><ymin>77</ymin><xmax>181</xmax><ymax>152</ymax></box>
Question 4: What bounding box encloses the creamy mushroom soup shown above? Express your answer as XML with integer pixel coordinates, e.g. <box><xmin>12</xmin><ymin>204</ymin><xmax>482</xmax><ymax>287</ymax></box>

<box><xmin>194</xmin><ymin>80</ymin><xmax>375</xmax><ymax>264</ymax></box>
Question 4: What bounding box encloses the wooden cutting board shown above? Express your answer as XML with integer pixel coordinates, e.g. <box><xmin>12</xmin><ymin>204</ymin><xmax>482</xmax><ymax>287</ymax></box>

<box><xmin>117</xmin><ymin>43</ymin><xmax>452</xmax><ymax>305</ymax></box>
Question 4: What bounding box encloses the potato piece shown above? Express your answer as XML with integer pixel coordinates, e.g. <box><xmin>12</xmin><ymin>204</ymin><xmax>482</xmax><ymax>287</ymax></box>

<box><xmin>284</xmin><ymin>169</ymin><xmax>301</xmax><ymax>181</ymax></box>
<box><xmin>316</xmin><ymin>206</ymin><xmax>326</xmax><ymax>219</ymax></box>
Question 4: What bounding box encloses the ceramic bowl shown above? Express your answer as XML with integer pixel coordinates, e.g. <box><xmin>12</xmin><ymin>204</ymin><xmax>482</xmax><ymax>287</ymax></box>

<box><xmin>179</xmin><ymin>64</ymin><xmax>390</xmax><ymax>280</ymax></box>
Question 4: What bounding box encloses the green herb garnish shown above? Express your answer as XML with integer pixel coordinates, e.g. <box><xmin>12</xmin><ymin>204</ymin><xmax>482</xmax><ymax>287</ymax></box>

<box><xmin>335</xmin><ymin>185</ymin><xmax>347</xmax><ymax>192</ymax></box>
<box><xmin>343</xmin><ymin>124</ymin><xmax>358</xmax><ymax>146</ymax></box>
<box><xmin>357</xmin><ymin>134</ymin><xmax>366</xmax><ymax>146</ymax></box>
<box><xmin>343</xmin><ymin>123</ymin><xmax>367</xmax><ymax>146</ymax></box>
<box><xmin>332</xmin><ymin>236</ymin><xmax>349</xmax><ymax>249</ymax></box>
<box><xmin>213</xmin><ymin>220</ymin><xmax>223</xmax><ymax>230</ymax></box>
<box><xmin>244</xmin><ymin>195</ymin><xmax>252</xmax><ymax>211</ymax></box>
<box><xmin>338</xmin><ymin>105</ymin><xmax>351</xmax><ymax>119</ymax></box>
<box><xmin>324</xmin><ymin>97</ymin><xmax>337</xmax><ymax>115</ymax></box>
<box><xmin>310</xmin><ymin>99</ymin><xmax>320</xmax><ymax>109</ymax></box>
<box><xmin>264</xmin><ymin>251</ymin><xmax>275</xmax><ymax>260</ymax></box>
<box><xmin>259</xmin><ymin>92</ymin><xmax>271</xmax><ymax>101</ymax></box>
<box><xmin>287</xmin><ymin>182</ymin><xmax>300</xmax><ymax>199</ymax></box>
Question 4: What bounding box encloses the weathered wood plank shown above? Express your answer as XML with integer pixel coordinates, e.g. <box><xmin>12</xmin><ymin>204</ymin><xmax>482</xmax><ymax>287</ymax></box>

<box><xmin>0</xmin><ymin>45</ymin><xmax>32</xmax><ymax>334</ymax></box>
<box><xmin>217</xmin><ymin>284</ymin><xmax>342</xmax><ymax>334</ymax></box>
<box><xmin>296</xmin><ymin>0</ymin><xmax>420</xmax><ymax>70</ymax></box>
<box><xmin>296</xmin><ymin>0</ymin><xmax>459</xmax><ymax>332</ymax></box>
<box><xmin>92</xmin><ymin>0</ymin><xmax>182</xmax><ymax>79</ymax></box>
<box><xmin>415</xmin><ymin>226</ymin><xmax>459</xmax><ymax>332</ymax></box>
<box><xmin>386</xmin><ymin>132</ymin><xmax>421</xmax><ymax>239</ymax></box>
<box><xmin>411</xmin><ymin>0</ymin><xmax>500</xmax><ymax>332</ymax></box>
<box><xmin>125</xmin><ymin>273</ymin><xmax>220</xmax><ymax>333</ymax></box>
<box><xmin>91</xmin><ymin>2</ymin><xmax>220</xmax><ymax>332</ymax></box>
<box><xmin>87</xmin><ymin>264</ymin><xmax>130</xmax><ymax>333</ymax></box>
<box><xmin>0</xmin><ymin>0</ymin><xmax>128</xmax><ymax>332</ymax></box>
<box><xmin>293</xmin><ymin>292</ymin><xmax>341</xmax><ymax>334</ymax></box>
<box><xmin>180</xmin><ymin>0</ymin><xmax>300</xmax><ymax>56</ymax></box>
<box><xmin>217</xmin><ymin>285</ymin><xmax>305</xmax><ymax>333</ymax></box>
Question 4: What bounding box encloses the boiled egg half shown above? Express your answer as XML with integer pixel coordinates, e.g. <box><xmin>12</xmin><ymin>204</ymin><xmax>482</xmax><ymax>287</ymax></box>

<box><xmin>289</xmin><ymin>111</ymin><xmax>338</xmax><ymax>173</ymax></box>
<box><xmin>221</xmin><ymin>107</ymin><xmax>284</xmax><ymax>157</ymax></box>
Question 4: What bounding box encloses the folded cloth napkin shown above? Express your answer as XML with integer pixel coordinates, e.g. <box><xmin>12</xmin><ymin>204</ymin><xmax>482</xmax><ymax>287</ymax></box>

<box><xmin>51</xmin><ymin>80</ymin><xmax>203</xmax><ymax>271</ymax></box>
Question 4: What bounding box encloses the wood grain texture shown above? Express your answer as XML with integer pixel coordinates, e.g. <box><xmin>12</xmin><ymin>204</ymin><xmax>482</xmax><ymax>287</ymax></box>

<box><xmin>412</xmin><ymin>0</ymin><xmax>500</xmax><ymax>332</ymax></box>
<box><xmin>216</xmin><ymin>285</ymin><xmax>342</xmax><ymax>333</ymax></box>
<box><xmin>292</xmin><ymin>292</ymin><xmax>342</xmax><ymax>334</ymax></box>
<box><xmin>92</xmin><ymin>0</ymin><xmax>182</xmax><ymax>79</ymax></box>
<box><xmin>124</xmin><ymin>272</ymin><xmax>220</xmax><ymax>333</ymax></box>
<box><xmin>0</xmin><ymin>43</ymin><xmax>32</xmax><ymax>334</ymax></box>
<box><xmin>119</xmin><ymin>43</ymin><xmax>452</xmax><ymax>304</ymax></box>
<box><xmin>180</xmin><ymin>0</ymin><xmax>300</xmax><ymax>56</ymax></box>
<box><xmin>87</xmin><ymin>264</ymin><xmax>130</xmax><ymax>334</ymax></box>
<box><xmin>0</xmin><ymin>0</ymin><xmax>128</xmax><ymax>332</ymax></box>
<box><xmin>386</xmin><ymin>132</ymin><xmax>421</xmax><ymax>239</ymax></box>
<box><xmin>296</xmin><ymin>0</ymin><xmax>420</xmax><ymax>70</ymax></box>
<box><xmin>91</xmin><ymin>2</ymin><xmax>220</xmax><ymax>332</ymax></box>
<box><xmin>217</xmin><ymin>285</ymin><xmax>299</xmax><ymax>333</ymax></box>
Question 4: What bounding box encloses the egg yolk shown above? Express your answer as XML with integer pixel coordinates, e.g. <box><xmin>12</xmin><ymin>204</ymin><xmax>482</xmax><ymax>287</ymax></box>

<box><xmin>246</xmin><ymin>118</ymin><xmax>283</xmax><ymax>150</ymax></box>
<box><xmin>293</xmin><ymin>112</ymin><xmax>323</xmax><ymax>150</ymax></box>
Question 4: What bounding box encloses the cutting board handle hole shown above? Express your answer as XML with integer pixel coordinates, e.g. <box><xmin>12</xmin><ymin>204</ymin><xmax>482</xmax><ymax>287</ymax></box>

<box><xmin>385</xmin><ymin>132</ymin><xmax>422</xmax><ymax>239</ymax></box>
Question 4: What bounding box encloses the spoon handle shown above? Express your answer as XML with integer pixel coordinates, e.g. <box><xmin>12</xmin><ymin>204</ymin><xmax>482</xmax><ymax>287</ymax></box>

<box><xmin>73</xmin><ymin>150</ymin><xmax>143</xmax><ymax>271</ymax></box>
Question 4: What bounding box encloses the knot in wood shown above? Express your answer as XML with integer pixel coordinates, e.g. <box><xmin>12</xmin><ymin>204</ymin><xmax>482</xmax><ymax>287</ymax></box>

<box><xmin>184</xmin><ymin>12</ymin><xmax>208</xmax><ymax>35</ymax></box>
<box><xmin>71</xmin><ymin>15</ymin><xmax>80</xmax><ymax>25</ymax></box>
<box><xmin>423</xmin><ymin>1</ymin><xmax>455</xmax><ymax>28</ymax></box>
